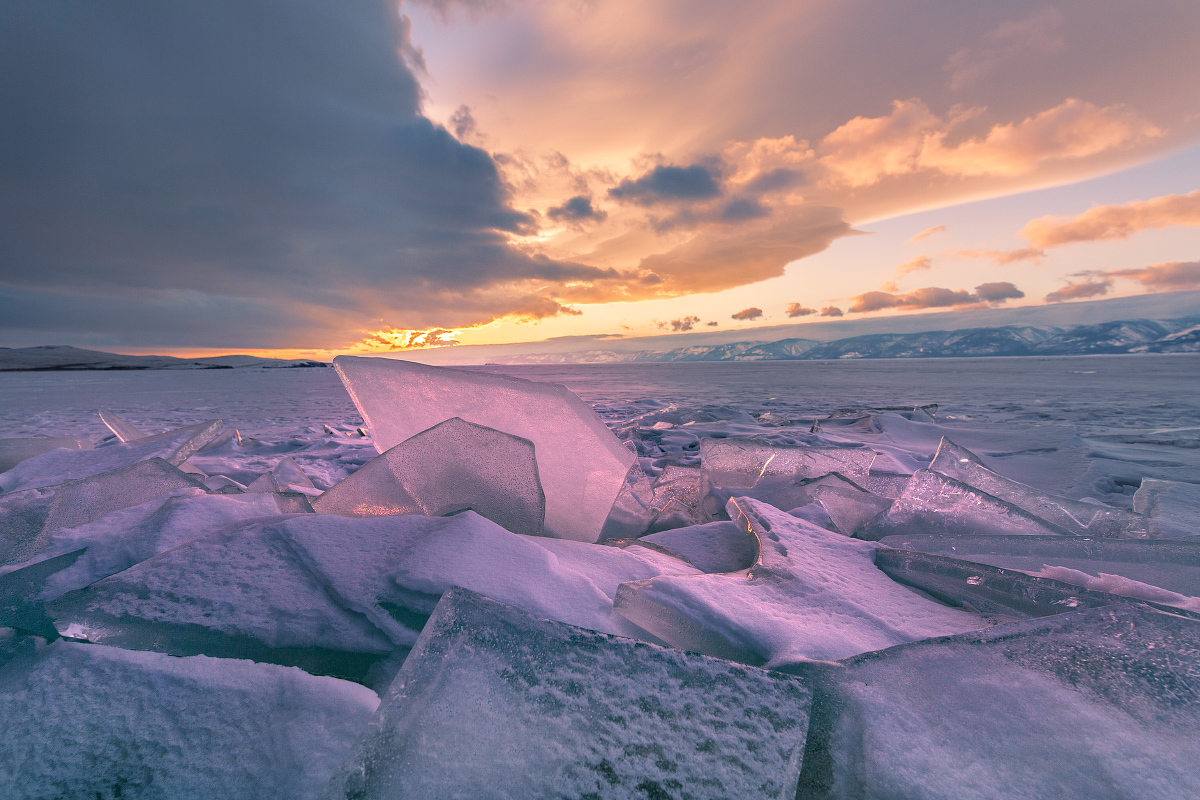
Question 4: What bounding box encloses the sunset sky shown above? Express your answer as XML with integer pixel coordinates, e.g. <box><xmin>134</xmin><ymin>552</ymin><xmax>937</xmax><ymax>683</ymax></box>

<box><xmin>1</xmin><ymin>1</ymin><xmax>1198</xmax><ymax>357</ymax></box>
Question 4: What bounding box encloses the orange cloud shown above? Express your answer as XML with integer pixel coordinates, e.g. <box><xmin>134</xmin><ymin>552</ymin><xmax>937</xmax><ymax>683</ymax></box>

<box><xmin>895</xmin><ymin>255</ymin><xmax>933</xmax><ymax>277</ymax></box>
<box><xmin>820</xmin><ymin>98</ymin><xmax>1160</xmax><ymax>187</ymax></box>
<box><xmin>944</xmin><ymin>8</ymin><xmax>1064</xmax><ymax>90</ymax></box>
<box><xmin>1022</xmin><ymin>191</ymin><xmax>1200</xmax><ymax>248</ymax></box>
<box><xmin>732</xmin><ymin>307</ymin><xmax>763</xmax><ymax>320</ymax></box>
<box><xmin>820</xmin><ymin>306</ymin><xmax>844</xmax><ymax>317</ymax></box>
<box><xmin>1108</xmin><ymin>260</ymin><xmax>1200</xmax><ymax>290</ymax></box>
<box><xmin>953</xmin><ymin>247</ymin><xmax>1045</xmax><ymax>264</ymax></box>
<box><xmin>908</xmin><ymin>225</ymin><xmax>946</xmax><ymax>243</ymax></box>
<box><xmin>786</xmin><ymin>303</ymin><xmax>816</xmax><ymax>317</ymax></box>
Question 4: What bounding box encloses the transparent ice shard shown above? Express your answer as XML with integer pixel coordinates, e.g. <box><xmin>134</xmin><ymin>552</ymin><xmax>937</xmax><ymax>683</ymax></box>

<box><xmin>870</xmin><ymin>547</ymin><xmax>1167</xmax><ymax>620</ymax></box>
<box><xmin>46</xmin><ymin>517</ymin><xmax>399</xmax><ymax>683</ymax></box>
<box><xmin>99</xmin><ymin>409</ymin><xmax>208</xmax><ymax>475</ymax></box>
<box><xmin>42</xmin><ymin>458</ymin><xmax>206</xmax><ymax>537</ymax></box>
<box><xmin>876</xmin><ymin>533</ymin><xmax>1200</xmax><ymax>599</ymax></box>
<box><xmin>1134</xmin><ymin>478</ymin><xmax>1200</xmax><ymax>539</ymax></box>
<box><xmin>1029</xmin><ymin>565</ymin><xmax>1200</xmax><ymax>613</ymax></box>
<box><xmin>0</xmin><ymin>639</ymin><xmax>378</xmax><ymax>800</ymax></box>
<box><xmin>641</xmin><ymin>521</ymin><xmax>758</xmax><ymax>573</ymax></box>
<box><xmin>930</xmin><ymin>437</ymin><xmax>1147</xmax><ymax>537</ymax></box>
<box><xmin>699</xmin><ymin>438</ymin><xmax>876</xmax><ymax>518</ymax></box>
<box><xmin>98</xmin><ymin>408</ymin><xmax>147</xmax><ymax>442</ymax></box>
<box><xmin>318</xmin><ymin>588</ymin><xmax>813</xmax><ymax>800</ymax></box>
<box><xmin>332</xmin><ymin>356</ymin><xmax>634</xmax><ymax>542</ymax></box>
<box><xmin>0</xmin><ymin>420</ymin><xmax>221</xmax><ymax>493</ymax></box>
<box><xmin>0</xmin><ymin>437</ymin><xmax>92</xmax><ymax>474</ymax></box>
<box><xmin>0</xmin><ymin>487</ymin><xmax>56</xmax><ymax>567</ymax></box>
<box><xmin>598</xmin><ymin>462</ymin><xmax>655</xmax><ymax>540</ymax></box>
<box><xmin>796</xmin><ymin>605</ymin><xmax>1200</xmax><ymax>800</ymax></box>
<box><xmin>246</xmin><ymin>456</ymin><xmax>319</xmax><ymax>495</ymax></box>
<box><xmin>790</xmin><ymin>473</ymin><xmax>893</xmax><ymax>536</ymax></box>
<box><xmin>646</xmin><ymin>463</ymin><xmax>705</xmax><ymax>531</ymax></box>
<box><xmin>613</xmin><ymin>497</ymin><xmax>985</xmax><ymax>668</ymax></box>
<box><xmin>862</xmin><ymin>469</ymin><xmax>1066</xmax><ymax>539</ymax></box>
<box><xmin>313</xmin><ymin>417</ymin><xmax>546</xmax><ymax>537</ymax></box>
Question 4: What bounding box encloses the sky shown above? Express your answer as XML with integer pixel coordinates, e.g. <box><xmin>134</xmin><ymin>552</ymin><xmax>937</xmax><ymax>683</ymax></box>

<box><xmin>1</xmin><ymin>0</ymin><xmax>1198</xmax><ymax>358</ymax></box>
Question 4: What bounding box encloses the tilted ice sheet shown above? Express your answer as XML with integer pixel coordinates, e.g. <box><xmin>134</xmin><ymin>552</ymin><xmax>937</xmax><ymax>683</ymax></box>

<box><xmin>699</xmin><ymin>438</ymin><xmax>875</xmax><ymax>518</ymax></box>
<box><xmin>930</xmin><ymin>438</ymin><xmax>1147</xmax><ymax>537</ymax></box>
<box><xmin>876</xmin><ymin>534</ymin><xmax>1200</xmax><ymax>600</ymax></box>
<box><xmin>614</xmin><ymin>497</ymin><xmax>985</xmax><ymax>668</ymax></box>
<box><xmin>0</xmin><ymin>638</ymin><xmax>378</xmax><ymax>800</ymax></box>
<box><xmin>865</xmin><ymin>469</ymin><xmax>1066</xmax><ymax>539</ymax></box>
<box><xmin>0</xmin><ymin>436</ymin><xmax>91</xmax><ymax>474</ymax></box>
<box><xmin>2</xmin><ymin>492</ymin><xmax>289</xmax><ymax>602</ymax></box>
<box><xmin>796</xmin><ymin>604</ymin><xmax>1200</xmax><ymax>800</ymax></box>
<box><xmin>319</xmin><ymin>588</ymin><xmax>813</xmax><ymax>800</ymax></box>
<box><xmin>313</xmin><ymin>417</ymin><xmax>546</xmax><ymax>537</ymax></box>
<box><xmin>46</xmin><ymin>516</ymin><xmax>397</xmax><ymax>682</ymax></box>
<box><xmin>333</xmin><ymin>356</ymin><xmax>634</xmax><ymax>542</ymax></box>
<box><xmin>247</xmin><ymin>456</ymin><xmax>319</xmax><ymax>495</ymax></box>
<box><xmin>1135</xmin><ymin>479</ymin><xmax>1200</xmax><ymax>538</ymax></box>
<box><xmin>41</xmin><ymin>457</ymin><xmax>207</xmax><ymax>536</ymax></box>
<box><xmin>817</xmin><ymin>412</ymin><xmax>1091</xmax><ymax>496</ymax></box>
<box><xmin>0</xmin><ymin>420</ymin><xmax>220</xmax><ymax>493</ymax></box>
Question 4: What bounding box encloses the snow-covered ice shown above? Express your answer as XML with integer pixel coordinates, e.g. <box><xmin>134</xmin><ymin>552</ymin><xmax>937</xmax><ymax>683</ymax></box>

<box><xmin>0</xmin><ymin>356</ymin><xmax>1196</xmax><ymax>795</ymax></box>
<box><xmin>319</xmin><ymin>588</ymin><xmax>813</xmax><ymax>800</ymax></box>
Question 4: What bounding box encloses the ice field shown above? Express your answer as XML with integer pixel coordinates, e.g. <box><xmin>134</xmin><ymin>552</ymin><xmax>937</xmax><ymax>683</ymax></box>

<box><xmin>1</xmin><ymin>354</ymin><xmax>1198</xmax><ymax>799</ymax></box>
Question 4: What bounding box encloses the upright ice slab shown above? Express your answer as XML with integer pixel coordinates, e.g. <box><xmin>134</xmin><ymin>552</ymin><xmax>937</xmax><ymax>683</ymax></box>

<box><xmin>699</xmin><ymin>438</ymin><xmax>876</xmax><ymax>518</ymax></box>
<box><xmin>0</xmin><ymin>437</ymin><xmax>91</xmax><ymax>474</ymax></box>
<box><xmin>0</xmin><ymin>638</ymin><xmax>378</xmax><ymax>800</ymax></box>
<box><xmin>319</xmin><ymin>588</ymin><xmax>813</xmax><ymax>800</ymax></box>
<box><xmin>930</xmin><ymin>437</ymin><xmax>1147</xmax><ymax>537</ymax></box>
<box><xmin>313</xmin><ymin>417</ymin><xmax>546</xmax><ymax>537</ymax></box>
<box><xmin>1135</xmin><ymin>478</ymin><xmax>1200</xmax><ymax>538</ymax></box>
<box><xmin>333</xmin><ymin>356</ymin><xmax>634</xmax><ymax>542</ymax></box>
<box><xmin>247</xmin><ymin>456</ymin><xmax>319</xmax><ymax>495</ymax></box>
<box><xmin>795</xmin><ymin>605</ymin><xmax>1200</xmax><ymax>800</ymax></box>
<box><xmin>646</xmin><ymin>463</ymin><xmax>704</xmax><ymax>531</ymax></box>
<box><xmin>0</xmin><ymin>420</ymin><xmax>221</xmax><ymax>493</ymax></box>
<box><xmin>613</xmin><ymin>498</ymin><xmax>985</xmax><ymax>668</ymax></box>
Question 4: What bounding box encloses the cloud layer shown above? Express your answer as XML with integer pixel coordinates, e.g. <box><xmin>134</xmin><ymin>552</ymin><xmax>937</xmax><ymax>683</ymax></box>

<box><xmin>1023</xmin><ymin>191</ymin><xmax>1200</xmax><ymax>248</ymax></box>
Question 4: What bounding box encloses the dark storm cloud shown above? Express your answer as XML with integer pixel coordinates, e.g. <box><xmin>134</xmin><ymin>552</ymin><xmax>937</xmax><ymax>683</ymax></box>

<box><xmin>609</xmin><ymin>164</ymin><xmax>722</xmax><ymax>205</ymax></box>
<box><xmin>974</xmin><ymin>281</ymin><xmax>1025</xmax><ymax>302</ymax></box>
<box><xmin>0</xmin><ymin>0</ymin><xmax>597</xmax><ymax>347</ymax></box>
<box><xmin>547</xmin><ymin>196</ymin><xmax>608</xmax><ymax>224</ymax></box>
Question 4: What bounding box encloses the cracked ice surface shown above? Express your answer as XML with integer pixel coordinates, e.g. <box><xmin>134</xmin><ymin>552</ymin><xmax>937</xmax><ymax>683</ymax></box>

<box><xmin>614</xmin><ymin>497</ymin><xmax>986</xmax><ymax>668</ymax></box>
<box><xmin>333</xmin><ymin>356</ymin><xmax>635</xmax><ymax>542</ymax></box>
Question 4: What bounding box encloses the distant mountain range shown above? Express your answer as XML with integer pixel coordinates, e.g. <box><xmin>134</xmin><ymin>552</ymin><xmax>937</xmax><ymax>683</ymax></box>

<box><xmin>487</xmin><ymin>317</ymin><xmax>1200</xmax><ymax>364</ymax></box>
<box><xmin>0</xmin><ymin>345</ymin><xmax>328</xmax><ymax>371</ymax></box>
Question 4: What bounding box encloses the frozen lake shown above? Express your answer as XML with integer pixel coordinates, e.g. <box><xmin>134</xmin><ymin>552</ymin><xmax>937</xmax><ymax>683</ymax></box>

<box><xmin>2</xmin><ymin>353</ymin><xmax>1197</xmax><ymax>439</ymax></box>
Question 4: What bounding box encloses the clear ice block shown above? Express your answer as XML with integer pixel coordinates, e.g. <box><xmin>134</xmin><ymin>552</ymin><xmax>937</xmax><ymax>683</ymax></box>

<box><xmin>613</xmin><ymin>497</ymin><xmax>985</xmax><ymax>668</ymax></box>
<box><xmin>699</xmin><ymin>438</ymin><xmax>876</xmax><ymax>518</ymax></box>
<box><xmin>98</xmin><ymin>408</ymin><xmax>147</xmax><ymax>442</ymax></box>
<box><xmin>0</xmin><ymin>638</ymin><xmax>378</xmax><ymax>800</ymax></box>
<box><xmin>332</xmin><ymin>356</ymin><xmax>635</xmax><ymax>542</ymax></box>
<box><xmin>795</xmin><ymin>604</ymin><xmax>1200</xmax><ymax>800</ymax></box>
<box><xmin>789</xmin><ymin>473</ymin><xmax>893</xmax><ymax>536</ymax></box>
<box><xmin>646</xmin><ymin>463</ymin><xmax>704</xmax><ymax>531</ymax></box>
<box><xmin>313</xmin><ymin>417</ymin><xmax>546</xmax><ymax>537</ymax></box>
<box><xmin>1134</xmin><ymin>478</ymin><xmax>1200</xmax><ymax>539</ymax></box>
<box><xmin>318</xmin><ymin>588</ymin><xmax>813</xmax><ymax>800</ymax></box>
<box><xmin>0</xmin><ymin>437</ymin><xmax>92</xmax><ymax>474</ymax></box>
<box><xmin>247</xmin><ymin>456</ymin><xmax>319</xmax><ymax>495</ymax></box>
<box><xmin>930</xmin><ymin>437</ymin><xmax>1148</xmax><ymax>537</ymax></box>
<box><xmin>0</xmin><ymin>420</ymin><xmax>220</xmax><ymax>493</ymax></box>
<box><xmin>862</xmin><ymin>469</ymin><xmax>1066</xmax><ymax>539</ymax></box>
